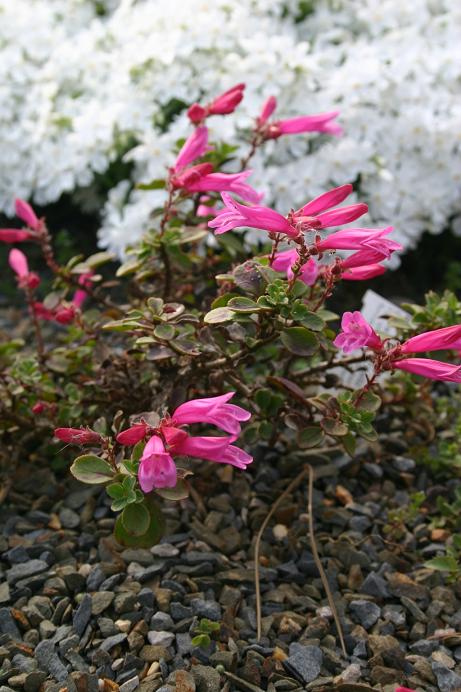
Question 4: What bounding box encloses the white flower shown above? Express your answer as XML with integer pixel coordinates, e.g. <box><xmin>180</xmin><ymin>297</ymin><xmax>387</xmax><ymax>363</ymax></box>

<box><xmin>0</xmin><ymin>0</ymin><xmax>459</xmax><ymax>260</ymax></box>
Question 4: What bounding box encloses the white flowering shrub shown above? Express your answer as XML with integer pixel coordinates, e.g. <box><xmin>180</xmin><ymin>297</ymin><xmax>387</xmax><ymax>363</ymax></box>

<box><xmin>0</xmin><ymin>0</ymin><xmax>460</xmax><ymax>256</ymax></box>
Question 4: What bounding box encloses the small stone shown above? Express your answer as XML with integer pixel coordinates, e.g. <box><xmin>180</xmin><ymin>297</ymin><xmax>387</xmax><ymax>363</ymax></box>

<box><xmin>176</xmin><ymin>634</ymin><xmax>192</xmax><ymax>657</ymax></box>
<box><xmin>150</xmin><ymin>612</ymin><xmax>174</xmax><ymax>631</ymax></box>
<box><xmin>191</xmin><ymin>664</ymin><xmax>221</xmax><ymax>692</ymax></box>
<box><xmin>8</xmin><ymin>673</ymin><xmax>28</xmax><ymax>688</ymax></box>
<box><xmin>119</xmin><ymin>677</ymin><xmax>140</xmax><ymax>692</ymax></box>
<box><xmin>100</xmin><ymin>633</ymin><xmax>127</xmax><ymax>652</ymax></box>
<box><xmin>432</xmin><ymin>663</ymin><xmax>461</xmax><ymax>691</ymax></box>
<box><xmin>170</xmin><ymin>602</ymin><xmax>193</xmax><ymax>621</ymax></box>
<box><xmin>190</xmin><ymin>599</ymin><xmax>221</xmax><ymax>621</ymax></box>
<box><xmin>6</xmin><ymin>561</ymin><xmax>48</xmax><ymax>585</ymax></box>
<box><xmin>39</xmin><ymin>620</ymin><xmax>56</xmax><ymax>640</ymax></box>
<box><xmin>368</xmin><ymin>634</ymin><xmax>400</xmax><ymax>655</ymax></box>
<box><xmin>147</xmin><ymin>631</ymin><xmax>175</xmax><ymax>647</ymax></box>
<box><xmin>0</xmin><ymin>584</ymin><xmax>10</xmax><ymax>605</ymax></box>
<box><xmin>349</xmin><ymin>601</ymin><xmax>381</xmax><ymax>630</ymax></box>
<box><xmin>273</xmin><ymin>524</ymin><xmax>288</xmax><ymax>540</ymax></box>
<box><xmin>219</xmin><ymin>586</ymin><xmax>241</xmax><ymax>608</ymax></box>
<box><xmin>400</xmin><ymin>596</ymin><xmax>427</xmax><ymax>623</ymax></box>
<box><xmin>283</xmin><ymin>645</ymin><xmax>323</xmax><ymax>684</ymax></box>
<box><xmin>151</xmin><ymin>544</ymin><xmax>179</xmax><ymax>558</ymax></box>
<box><xmin>121</xmin><ymin>549</ymin><xmax>154</xmax><ymax>566</ymax></box>
<box><xmin>35</xmin><ymin>640</ymin><xmax>68</xmax><ymax>682</ymax></box>
<box><xmin>0</xmin><ymin>608</ymin><xmax>21</xmax><ymax>639</ymax></box>
<box><xmin>58</xmin><ymin>508</ymin><xmax>80</xmax><ymax>529</ymax></box>
<box><xmin>72</xmin><ymin>594</ymin><xmax>92</xmax><ymax>637</ymax></box>
<box><xmin>209</xmin><ymin>651</ymin><xmax>237</xmax><ymax>671</ymax></box>
<box><xmin>140</xmin><ymin>645</ymin><xmax>172</xmax><ymax>663</ymax></box>
<box><xmin>173</xmin><ymin>670</ymin><xmax>196</xmax><ymax>691</ymax></box>
<box><xmin>114</xmin><ymin>592</ymin><xmax>137</xmax><ymax>614</ymax></box>
<box><xmin>91</xmin><ymin>592</ymin><xmax>114</xmax><ymax>615</ymax></box>
<box><xmin>361</xmin><ymin>572</ymin><xmax>390</xmax><ymax>599</ymax></box>
<box><xmin>432</xmin><ymin>650</ymin><xmax>455</xmax><ymax>668</ymax></box>
<box><xmin>24</xmin><ymin>671</ymin><xmax>47</xmax><ymax>692</ymax></box>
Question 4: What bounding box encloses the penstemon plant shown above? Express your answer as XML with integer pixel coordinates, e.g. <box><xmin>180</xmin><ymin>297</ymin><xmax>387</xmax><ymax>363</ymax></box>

<box><xmin>1</xmin><ymin>83</ymin><xmax>460</xmax><ymax>547</ymax></box>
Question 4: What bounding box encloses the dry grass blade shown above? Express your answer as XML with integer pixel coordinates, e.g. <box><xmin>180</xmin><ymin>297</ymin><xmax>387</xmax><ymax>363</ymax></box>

<box><xmin>254</xmin><ymin>467</ymin><xmax>308</xmax><ymax>640</ymax></box>
<box><xmin>253</xmin><ymin>454</ymin><xmax>347</xmax><ymax>656</ymax></box>
<box><xmin>306</xmin><ymin>462</ymin><xmax>347</xmax><ymax>656</ymax></box>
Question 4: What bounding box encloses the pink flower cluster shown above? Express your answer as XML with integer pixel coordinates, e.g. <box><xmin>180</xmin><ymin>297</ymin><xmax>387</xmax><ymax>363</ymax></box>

<box><xmin>9</xmin><ymin>247</ymin><xmax>90</xmax><ymax>324</ymax></box>
<box><xmin>169</xmin><ymin>126</ymin><xmax>261</xmax><ymax>203</ymax></box>
<box><xmin>334</xmin><ymin>312</ymin><xmax>461</xmax><ymax>384</ymax></box>
<box><xmin>256</xmin><ymin>96</ymin><xmax>342</xmax><ymax>139</ymax></box>
<box><xmin>0</xmin><ymin>199</ymin><xmax>42</xmax><ymax>244</ymax></box>
<box><xmin>56</xmin><ymin>394</ymin><xmax>252</xmax><ymax>493</ymax></box>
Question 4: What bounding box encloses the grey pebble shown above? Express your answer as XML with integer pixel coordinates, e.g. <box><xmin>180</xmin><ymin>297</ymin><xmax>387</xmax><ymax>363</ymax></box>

<box><xmin>6</xmin><ymin>561</ymin><xmax>48</xmax><ymax>585</ymax></box>
<box><xmin>190</xmin><ymin>599</ymin><xmax>221</xmax><ymax>621</ymax></box>
<box><xmin>72</xmin><ymin>594</ymin><xmax>92</xmax><ymax>637</ymax></box>
<box><xmin>58</xmin><ymin>508</ymin><xmax>80</xmax><ymax>529</ymax></box>
<box><xmin>283</xmin><ymin>645</ymin><xmax>323</xmax><ymax>684</ymax></box>
<box><xmin>35</xmin><ymin>640</ymin><xmax>68</xmax><ymax>682</ymax></box>
<box><xmin>349</xmin><ymin>600</ymin><xmax>381</xmax><ymax>630</ymax></box>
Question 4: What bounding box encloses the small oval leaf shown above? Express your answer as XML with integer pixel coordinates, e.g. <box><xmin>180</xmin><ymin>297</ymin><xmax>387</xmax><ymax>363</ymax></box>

<box><xmin>70</xmin><ymin>455</ymin><xmax>114</xmax><ymax>484</ymax></box>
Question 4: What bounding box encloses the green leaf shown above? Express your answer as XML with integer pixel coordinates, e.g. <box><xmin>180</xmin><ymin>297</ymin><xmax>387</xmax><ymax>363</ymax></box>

<box><xmin>70</xmin><ymin>455</ymin><xmax>114</xmax><ymax>485</ymax></box>
<box><xmin>321</xmin><ymin>419</ymin><xmax>349</xmax><ymax>436</ymax></box>
<box><xmin>136</xmin><ymin>178</ymin><xmax>166</xmax><ymax>190</ymax></box>
<box><xmin>85</xmin><ymin>251</ymin><xmax>115</xmax><ymax>268</ymax></box>
<box><xmin>155</xmin><ymin>479</ymin><xmax>190</xmax><ymax>501</ymax></box>
<box><xmin>191</xmin><ymin>634</ymin><xmax>210</xmax><ymax>648</ymax></box>
<box><xmin>107</xmin><ymin>483</ymin><xmax>125</xmax><ymax>499</ymax></box>
<box><xmin>298</xmin><ymin>426</ymin><xmax>325</xmax><ymax>448</ymax></box>
<box><xmin>173</xmin><ymin>227</ymin><xmax>208</xmax><ymax>244</ymax></box>
<box><xmin>121</xmin><ymin>502</ymin><xmax>151</xmax><ymax>536</ymax></box>
<box><xmin>228</xmin><ymin>297</ymin><xmax>261</xmax><ymax>313</ymax></box>
<box><xmin>116</xmin><ymin>259</ymin><xmax>143</xmax><ymax>277</ymax></box>
<box><xmin>425</xmin><ymin>556</ymin><xmax>459</xmax><ymax>572</ymax></box>
<box><xmin>204</xmin><ymin>307</ymin><xmax>234</xmax><ymax>324</ymax></box>
<box><xmin>153</xmin><ymin>324</ymin><xmax>176</xmax><ymax>340</ymax></box>
<box><xmin>342</xmin><ymin>433</ymin><xmax>357</xmax><ymax>456</ymax></box>
<box><xmin>356</xmin><ymin>390</ymin><xmax>382</xmax><ymax>412</ymax></box>
<box><xmin>114</xmin><ymin>497</ymin><xmax>164</xmax><ymax>548</ymax></box>
<box><xmin>281</xmin><ymin>327</ymin><xmax>318</xmax><ymax>356</ymax></box>
<box><xmin>300</xmin><ymin>312</ymin><xmax>325</xmax><ymax>332</ymax></box>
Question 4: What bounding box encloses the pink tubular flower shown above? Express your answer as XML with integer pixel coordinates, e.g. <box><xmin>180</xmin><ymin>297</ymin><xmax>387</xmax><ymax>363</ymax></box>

<box><xmin>71</xmin><ymin>271</ymin><xmax>94</xmax><ymax>310</ymax></box>
<box><xmin>257</xmin><ymin>96</ymin><xmax>342</xmax><ymax>138</ymax></box>
<box><xmin>197</xmin><ymin>196</ymin><xmax>219</xmax><ymax>217</ymax></box>
<box><xmin>272</xmin><ymin>248</ymin><xmax>319</xmax><ymax>285</ymax></box>
<box><xmin>334</xmin><ymin>311</ymin><xmax>383</xmax><ymax>354</ymax></box>
<box><xmin>209</xmin><ymin>193</ymin><xmax>296</xmax><ymax>237</ymax></box>
<box><xmin>116</xmin><ymin>423</ymin><xmax>150</xmax><ymax>446</ymax></box>
<box><xmin>395</xmin><ymin>688</ymin><xmax>416</xmax><ymax>692</ymax></box>
<box><xmin>171</xmin><ymin>392</ymin><xmax>251</xmax><ymax>437</ymax></box>
<box><xmin>292</xmin><ymin>185</ymin><xmax>368</xmax><ymax>231</ymax></box>
<box><xmin>401</xmin><ymin>324</ymin><xmax>461</xmax><ymax>354</ymax></box>
<box><xmin>393</xmin><ymin>358</ymin><xmax>461</xmax><ymax>383</ymax></box>
<box><xmin>54</xmin><ymin>427</ymin><xmax>102</xmax><ymax>445</ymax></box>
<box><xmin>163</xmin><ymin>428</ymin><xmax>252</xmax><ymax>470</ymax></box>
<box><xmin>174</xmin><ymin>169</ymin><xmax>261</xmax><ymax>204</ymax></box>
<box><xmin>341</xmin><ymin>264</ymin><xmax>386</xmax><ymax>280</ymax></box>
<box><xmin>318</xmin><ymin>226</ymin><xmax>402</xmax><ymax>256</ymax></box>
<box><xmin>9</xmin><ymin>249</ymin><xmax>40</xmax><ymax>290</ymax></box>
<box><xmin>15</xmin><ymin>198</ymin><xmax>41</xmax><ymax>231</ymax></box>
<box><xmin>174</xmin><ymin>126</ymin><xmax>210</xmax><ymax>172</ymax></box>
<box><xmin>188</xmin><ymin>83</ymin><xmax>245</xmax><ymax>123</ymax></box>
<box><xmin>0</xmin><ymin>229</ymin><xmax>33</xmax><ymax>243</ymax></box>
<box><xmin>138</xmin><ymin>435</ymin><xmax>177</xmax><ymax>492</ymax></box>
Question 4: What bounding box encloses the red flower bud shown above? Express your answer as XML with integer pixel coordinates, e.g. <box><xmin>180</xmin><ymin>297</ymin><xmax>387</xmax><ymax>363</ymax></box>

<box><xmin>54</xmin><ymin>428</ymin><xmax>102</xmax><ymax>445</ymax></box>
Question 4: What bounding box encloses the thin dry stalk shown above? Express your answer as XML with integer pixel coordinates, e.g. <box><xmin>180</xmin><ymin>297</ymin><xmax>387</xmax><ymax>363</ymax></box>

<box><xmin>253</xmin><ymin>456</ymin><xmax>347</xmax><ymax>657</ymax></box>
<box><xmin>306</xmin><ymin>462</ymin><xmax>347</xmax><ymax>656</ymax></box>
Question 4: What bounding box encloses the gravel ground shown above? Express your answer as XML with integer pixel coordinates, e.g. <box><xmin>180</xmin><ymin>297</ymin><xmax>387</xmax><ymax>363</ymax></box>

<box><xmin>0</xmin><ymin>437</ymin><xmax>460</xmax><ymax>692</ymax></box>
